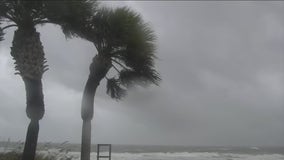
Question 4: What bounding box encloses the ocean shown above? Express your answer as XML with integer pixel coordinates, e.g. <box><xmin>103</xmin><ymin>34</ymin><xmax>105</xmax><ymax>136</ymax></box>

<box><xmin>1</xmin><ymin>143</ymin><xmax>284</xmax><ymax>160</ymax></box>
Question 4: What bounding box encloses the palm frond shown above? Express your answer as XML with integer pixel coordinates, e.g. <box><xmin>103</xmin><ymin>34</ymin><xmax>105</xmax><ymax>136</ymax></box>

<box><xmin>119</xmin><ymin>68</ymin><xmax>160</xmax><ymax>88</ymax></box>
<box><xmin>103</xmin><ymin>7</ymin><xmax>158</xmax><ymax>77</ymax></box>
<box><xmin>0</xmin><ymin>25</ymin><xmax>4</xmax><ymax>41</ymax></box>
<box><xmin>0</xmin><ymin>31</ymin><xmax>4</xmax><ymax>41</ymax></box>
<box><xmin>106</xmin><ymin>78</ymin><xmax>126</xmax><ymax>100</ymax></box>
<box><xmin>92</xmin><ymin>6</ymin><xmax>160</xmax><ymax>90</ymax></box>
<box><xmin>44</xmin><ymin>0</ymin><xmax>98</xmax><ymax>38</ymax></box>
<box><xmin>0</xmin><ymin>0</ymin><xmax>98</xmax><ymax>36</ymax></box>
<box><xmin>0</xmin><ymin>1</ymin><xmax>8</xmax><ymax>19</ymax></box>
<box><xmin>0</xmin><ymin>1</ymin><xmax>16</xmax><ymax>22</ymax></box>
<box><xmin>0</xmin><ymin>0</ymin><xmax>43</xmax><ymax>29</ymax></box>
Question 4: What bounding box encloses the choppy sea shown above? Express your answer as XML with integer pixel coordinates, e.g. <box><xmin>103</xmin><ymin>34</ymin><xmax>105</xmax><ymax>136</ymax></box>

<box><xmin>1</xmin><ymin>144</ymin><xmax>284</xmax><ymax>160</ymax></box>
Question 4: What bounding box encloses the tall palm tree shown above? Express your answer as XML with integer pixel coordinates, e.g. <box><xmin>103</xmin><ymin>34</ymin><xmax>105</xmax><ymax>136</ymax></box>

<box><xmin>67</xmin><ymin>6</ymin><xmax>160</xmax><ymax>160</ymax></box>
<box><xmin>0</xmin><ymin>1</ymin><xmax>96</xmax><ymax>160</ymax></box>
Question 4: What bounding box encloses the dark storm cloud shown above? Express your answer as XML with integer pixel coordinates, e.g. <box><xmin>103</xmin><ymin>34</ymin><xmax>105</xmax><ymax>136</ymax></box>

<box><xmin>0</xmin><ymin>1</ymin><xmax>283</xmax><ymax>146</ymax></box>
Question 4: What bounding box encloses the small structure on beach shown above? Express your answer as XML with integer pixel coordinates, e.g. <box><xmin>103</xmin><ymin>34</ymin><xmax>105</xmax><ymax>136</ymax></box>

<box><xmin>97</xmin><ymin>144</ymin><xmax>111</xmax><ymax>160</ymax></box>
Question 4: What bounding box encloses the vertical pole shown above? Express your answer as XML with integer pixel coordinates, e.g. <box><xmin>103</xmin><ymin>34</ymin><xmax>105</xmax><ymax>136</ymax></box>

<box><xmin>109</xmin><ymin>144</ymin><xmax>111</xmax><ymax>160</ymax></box>
<box><xmin>97</xmin><ymin>144</ymin><xmax>99</xmax><ymax>160</ymax></box>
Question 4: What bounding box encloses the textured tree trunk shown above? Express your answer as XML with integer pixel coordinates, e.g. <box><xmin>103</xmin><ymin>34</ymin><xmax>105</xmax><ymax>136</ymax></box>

<box><xmin>81</xmin><ymin>55</ymin><xmax>111</xmax><ymax>160</ymax></box>
<box><xmin>11</xmin><ymin>29</ymin><xmax>46</xmax><ymax>160</ymax></box>
<box><xmin>22</xmin><ymin>120</ymin><xmax>39</xmax><ymax>160</ymax></box>
<box><xmin>22</xmin><ymin>77</ymin><xmax>44</xmax><ymax>160</ymax></box>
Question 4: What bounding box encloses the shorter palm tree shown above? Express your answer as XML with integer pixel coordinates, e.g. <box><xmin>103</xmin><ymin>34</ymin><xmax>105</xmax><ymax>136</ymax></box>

<box><xmin>66</xmin><ymin>6</ymin><xmax>160</xmax><ymax>160</ymax></box>
<box><xmin>0</xmin><ymin>1</ymin><xmax>96</xmax><ymax>160</ymax></box>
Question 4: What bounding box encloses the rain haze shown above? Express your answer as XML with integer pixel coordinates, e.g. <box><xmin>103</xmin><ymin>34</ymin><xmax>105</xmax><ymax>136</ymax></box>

<box><xmin>0</xmin><ymin>1</ymin><xmax>283</xmax><ymax>147</ymax></box>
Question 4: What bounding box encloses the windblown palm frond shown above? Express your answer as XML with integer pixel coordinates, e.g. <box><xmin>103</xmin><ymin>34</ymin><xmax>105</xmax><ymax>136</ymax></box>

<box><xmin>0</xmin><ymin>25</ymin><xmax>4</xmax><ymax>41</ymax></box>
<box><xmin>99</xmin><ymin>7</ymin><xmax>160</xmax><ymax>98</ymax></box>
<box><xmin>44</xmin><ymin>0</ymin><xmax>98</xmax><ymax>38</ymax></box>
<box><xmin>0</xmin><ymin>0</ymin><xmax>97</xmax><ymax>32</ymax></box>
<box><xmin>106</xmin><ymin>78</ymin><xmax>126</xmax><ymax>99</ymax></box>
<box><xmin>107</xmin><ymin>7</ymin><xmax>160</xmax><ymax>85</ymax></box>
<box><xmin>119</xmin><ymin>68</ymin><xmax>160</xmax><ymax>87</ymax></box>
<box><xmin>0</xmin><ymin>0</ymin><xmax>44</xmax><ymax>29</ymax></box>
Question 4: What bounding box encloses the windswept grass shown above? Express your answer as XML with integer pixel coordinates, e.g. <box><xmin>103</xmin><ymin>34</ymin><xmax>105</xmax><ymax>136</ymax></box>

<box><xmin>0</xmin><ymin>152</ymin><xmax>48</xmax><ymax>160</ymax></box>
<box><xmin>0</xmin><ymin>141</ymin><xmax>75</xmax><ymax>160</ymax></box>
<box><xmin>0</xmin><ymin>151</ymin><xmax>75</xmax><ymax>160</ymax></box>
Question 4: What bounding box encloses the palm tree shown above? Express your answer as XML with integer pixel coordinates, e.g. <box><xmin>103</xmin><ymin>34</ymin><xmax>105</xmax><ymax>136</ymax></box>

<box><xmin>67</xmin><ymin>6</ymin><xmax>160</xmax><ymax>160</ymax></box>
<box><xmin>0</xmin><ymin>1</ymin><xmax>96</xmax><ymax>160</ymax></box>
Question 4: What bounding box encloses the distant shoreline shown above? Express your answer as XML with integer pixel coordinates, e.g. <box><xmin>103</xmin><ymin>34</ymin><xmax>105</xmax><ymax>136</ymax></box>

<box><xmin>1</xmin><ymin>141</ymin><xmax>283</xmax><ymax>154</ymax></box>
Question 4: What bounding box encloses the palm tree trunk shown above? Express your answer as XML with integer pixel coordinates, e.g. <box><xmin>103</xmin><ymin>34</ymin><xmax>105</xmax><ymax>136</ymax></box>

<box><xmin>22</xmin><ymin>120</ymin><xmax>39</xmax><ymax>160</ymax></box>
<box><xmin>80</xmin><ymin>55</ymin><xmax>111</xmax><ymax>160</ymax></box>
<box><xmin>81</xmin><ymin>75</ymin><xmax>99</xmax><ymax>160</ymax></box>
<box><xmin>11</xmin><ymin>29</ymin><xmax>46</xmax><ymax>160</ymax></box>
<box><xmin>22</xmin><ymin>77</ymin><xmax>44</xmax><ymax>160</ymax></box>
<box><xmin>81</xmin><ymin>118</ymin><xmax>92</xmax><ymax>160</ymax></box>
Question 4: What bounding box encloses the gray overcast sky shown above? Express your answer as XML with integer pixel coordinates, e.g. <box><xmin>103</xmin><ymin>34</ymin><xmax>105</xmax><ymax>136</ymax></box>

<box><xmin>0</xmin><ymin>1</ymin><xmax>283</xmax><ymax>146</ymax></box>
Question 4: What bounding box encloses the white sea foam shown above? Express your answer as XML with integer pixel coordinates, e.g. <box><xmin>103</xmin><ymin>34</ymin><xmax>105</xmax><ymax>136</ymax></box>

<box><xmin>39</xmin><ymin>151</ymin><xmax>284</xmax><ymax>160</ymax></box>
